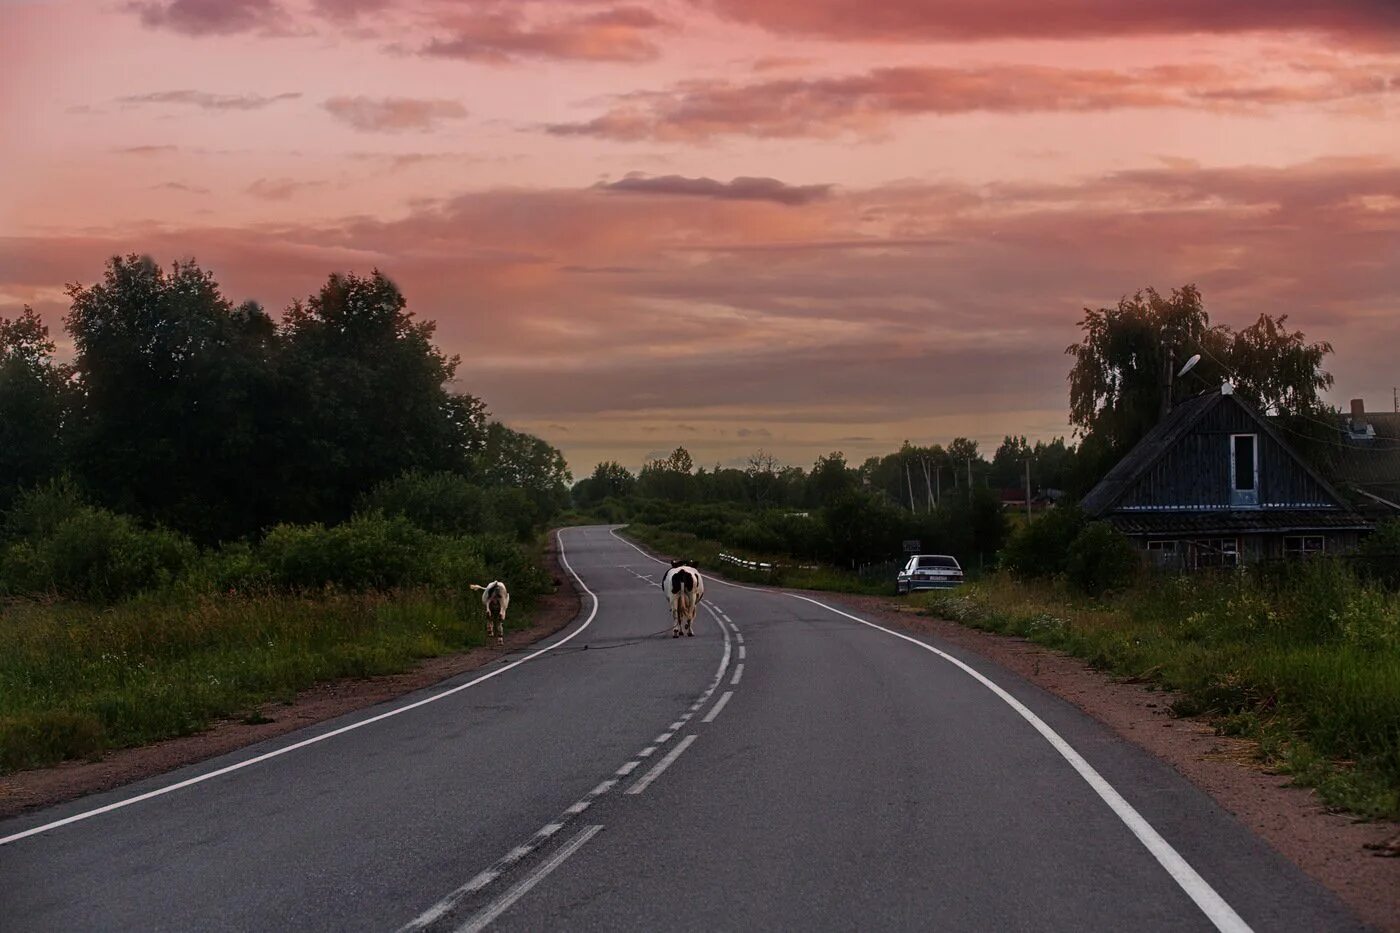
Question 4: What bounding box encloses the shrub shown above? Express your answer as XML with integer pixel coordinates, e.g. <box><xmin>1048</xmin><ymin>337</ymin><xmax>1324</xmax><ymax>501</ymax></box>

<box><xmin>0</xmin><ymin>497</ymin><xmax>196</xmax><ymax>601</ymax></box>
<box><xmin>1356</xmin><ymin>519</ymin><xmax>1400</xmax><ymax>590</ymax></box>
<box><xmin>1066</xmin><ymin>521</ymin><xmax>1140</xmax><ymax>595</ymax></box>
<box><xmin>359</xmin><ymin>471</ymin><xmax>486</xmax><ymax>537</ymax></box>
<box><xmin>259</xmin><ymin>514</ymin><xmax>431</xmax><ymax>591</ymax></box>
<box><xmin>1001</xmin><ymin>505</ymin><xmax>1087</xmax><ymax>578</ymax></box>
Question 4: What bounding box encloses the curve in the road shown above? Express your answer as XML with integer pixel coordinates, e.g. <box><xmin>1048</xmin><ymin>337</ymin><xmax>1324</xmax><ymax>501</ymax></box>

<box><xmin>609</xmin><ymin>527</ymin><xmax>1251</xmax><ymax>933</ymax></box>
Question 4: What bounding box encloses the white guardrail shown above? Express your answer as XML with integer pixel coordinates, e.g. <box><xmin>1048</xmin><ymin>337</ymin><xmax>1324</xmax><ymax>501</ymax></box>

<box><xmin>717</xmin><ymin>553</ymin><xmax>820</xmax><ymax>572</ymax></box>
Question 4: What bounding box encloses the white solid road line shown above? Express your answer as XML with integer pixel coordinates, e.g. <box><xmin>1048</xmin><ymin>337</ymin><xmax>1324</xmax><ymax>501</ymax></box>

<box><xmin>0</xmin><ymin>530</ymin><xmax>605</xmax><ymax>849</ymax></box>
<box><xmin>625</xmin><ymin>734</ymin><xmax>698</xmax><ymax>795</ymax></box>
<box><xmin>456</xmin><ymin>825</ymin><xmax>604</xmax><ymax>933</ymax></box>
<box><xmin>788</xmin><ymin>593</ymin><xmax>1252</xmax><ymax>933</ymax></box>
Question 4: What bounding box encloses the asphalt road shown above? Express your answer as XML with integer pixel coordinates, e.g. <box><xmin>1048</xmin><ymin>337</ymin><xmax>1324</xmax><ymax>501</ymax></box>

<box><xmin>0</xmin><ymin>526</ymin><xmax>1368</xmax><ymax>932</ymax></box>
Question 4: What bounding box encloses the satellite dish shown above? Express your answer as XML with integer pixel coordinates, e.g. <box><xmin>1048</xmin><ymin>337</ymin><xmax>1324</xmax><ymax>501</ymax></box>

<box><xmin>1177</xmin><ymin>354</ymin><xmax>1201</xmax><ymax>378</ymax></box>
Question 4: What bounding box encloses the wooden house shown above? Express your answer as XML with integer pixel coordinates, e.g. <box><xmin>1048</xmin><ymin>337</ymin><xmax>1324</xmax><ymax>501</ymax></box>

<box><xmin>1081</xmin><ymin>385</ymin><xmax>1372</xmax><ymax>568</ymax></box>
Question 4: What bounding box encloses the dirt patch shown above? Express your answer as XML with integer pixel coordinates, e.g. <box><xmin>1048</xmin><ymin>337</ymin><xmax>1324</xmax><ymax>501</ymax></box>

<box><xmin>825</xmin><ymin>592</ymin><xmax>1400</xmax><ymax>933</ymax></box>
<box><xmin>0</xmin><ymin>535</ymin><xmax>583</xmax><ymax>821</ymax></box>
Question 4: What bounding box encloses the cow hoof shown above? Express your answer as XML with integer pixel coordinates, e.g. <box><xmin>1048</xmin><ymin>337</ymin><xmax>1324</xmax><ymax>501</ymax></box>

<box><xmin>497</xmin><ymin>637</ymin><xmax>504</xmax><ymax>646</ymax></box>
<box><xmin>686</xmin><ymin>630</ymin><xmax>694</xmax><ymax>637</ymax></box>
<box><xmin>672</xmin><ymin>631</ymin><xmax>680</xmax><ymax>638</ymax></box>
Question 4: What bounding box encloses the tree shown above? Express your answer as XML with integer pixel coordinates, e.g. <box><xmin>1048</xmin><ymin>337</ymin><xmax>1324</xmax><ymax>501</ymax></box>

<box><xmin>64</xmin><ymin>256</ymin><xmax>283</xmax><ymax>540</ymax></box>
<box><xmin>279</xmin><ymin>269</ymin><xmax>473</xmax><ymax>525</ymax></box>
<box><xmin>476</xmin><ymin>422</ymin><xmax>572</xmax><ymax>517</ymax></box>
<box><xmin>1067</xmin><ymin>285</ymin><xmax>1227</xmax><ymax>458</ymax></box>
<box><xmin>745</xmin><ymin>449</ymin><xmax>780</xmax><ymax>505</ymax></box>
<box><xmin>807</xmin><ymin>451</ymin><xmax>857</xmax><ymax>508</ymax></box>
<box><xmin>1067</xmin><ymin>285</ymin><xmax>1333</xmax><ymax>487</ymax></box>
<box><xmin>990</xmin><ymin>435</ymin><xmax>1031</xmax><ymax>490</ymax></box>
<box><xmin>573</xmin><ymin>461</ymin><xmax>635</xmax><ymax>507</ymax></box>
<box><xmin>0</xmin><ymin>307</ymin><xmax>70</xmax><ymax>507</ymax></box>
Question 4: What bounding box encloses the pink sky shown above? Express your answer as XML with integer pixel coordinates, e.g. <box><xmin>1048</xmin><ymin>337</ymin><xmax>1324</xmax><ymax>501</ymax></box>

<box><xmin>2</xmin><ymin>0</ymin><xmax>1398</xmax><ymax>473</ymax></box>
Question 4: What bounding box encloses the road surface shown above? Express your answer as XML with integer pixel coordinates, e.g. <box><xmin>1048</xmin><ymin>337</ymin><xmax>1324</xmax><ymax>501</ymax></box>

<box><xmin>0</xmin><ymin>526</ymin><xmax>1367</xmax><ymax>931</ymax></box>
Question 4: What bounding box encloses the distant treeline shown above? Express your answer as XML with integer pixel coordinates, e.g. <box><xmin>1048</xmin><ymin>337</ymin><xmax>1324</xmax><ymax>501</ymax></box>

<box><xmin>0</xmin><ymin>256</ymin><xmax>571</xmax><ymax>543</ymax></box>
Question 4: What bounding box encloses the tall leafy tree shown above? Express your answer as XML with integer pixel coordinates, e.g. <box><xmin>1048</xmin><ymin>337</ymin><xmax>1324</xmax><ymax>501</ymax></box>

<box><xmin>280</xmin><ymin>270</ymin><xmax>471</xmax><ymax>524</ymax></box>
<box><xmin>1066</xmin><ymin>285</ymin><xmax>1332</xmax><ymax>486</ymax></box>
<box><xmin>0</xmin><ymin>307</ymin><xmax>71</xmax><ymax>506</ymax></box>
<box><xmin>476</xmin><ymin>421</ymin><xmax>572</xmax><ymax>516</ymax></box>
<box><xmin>65</xmin><ymin>256</ymin><xmax>283</xmax><ymax>540</ymax></box>
<box><xmin>807</xmin><ymin>451</ymin><xmax>857</xmax><ymax>508</ymax></box>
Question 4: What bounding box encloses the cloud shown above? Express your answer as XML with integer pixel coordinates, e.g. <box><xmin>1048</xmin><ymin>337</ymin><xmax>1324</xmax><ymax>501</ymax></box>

<box><xmin>131</xmin><ymin>0</ymin><xmax>288</xmax><ymax>36</ymax></box>
<box><xmin>323</xmin><ymin>96</ymin><xmax>468</xmax><ymax>132</ymax></box>
<box><xmin>117</xmin><ymin>90</ymin><xmax>302</xmax><ymax>111</ymax></box>
<box><xmin>418</xmin><ymin>4</ymin><xmax>667</xmax><ymax>63</ymax></box>
<box><xmin>549</xmin><ymin>61</ymin><xmax>1400</xmax><ymax>140</ymax></box>
<box><xmin>687</xmin><ymin>0</ymin><xmax>1400</xmax><ymax>47</ymax></box>
<box><xmin>598</xmin><ymin>173</ymin><xmax>834</xmax><ymax>206</ymax></box>
<box><xmin>111</xmin><ymin>145</ymin><xmax>181</xmax><ymax>156</ymax></box>
<box><xmin>7</xmin><ymin>158</ymin><xmax>1397</xmax><ymax>466</ymax></box>
<box><xmin>151</xmin><ymin>182</ymin><xmax>212</xmax><ymax>194</ymax></box>
<box><xmin>245</xmin><ymin>177</ymin><xmax>325</xmax><ymax>200</ymax></box>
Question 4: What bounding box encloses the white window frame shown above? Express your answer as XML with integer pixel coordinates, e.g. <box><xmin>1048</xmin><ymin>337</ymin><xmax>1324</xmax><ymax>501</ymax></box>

<box><xmin>1146</xmin><ymin>540</ymin><xmax>1178</xmax><ymax>552</ymax></box>
<box><xmin>1284</xmin><ymin>535</ymin><xmax>1325</xmax><ymax>559</ymax></box>
<box><xmin>1230</xmin><ymin>433</ymin><xmax>1259</xmax><ymax>507</ymax></box>
<box><xmin>1191</xmin><ymin>537</ymin><xmax>1240</xmax><ymax>570</ymax></box>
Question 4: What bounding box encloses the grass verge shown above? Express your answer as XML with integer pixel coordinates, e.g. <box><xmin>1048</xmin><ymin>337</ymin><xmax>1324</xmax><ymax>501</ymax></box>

<box><xmin>916</xmin><ymin>570</ymin><xmax>1400</xmax><ymax>821</ymax></box>
<box><xmin>0</xmin><ymin>587</ymin><xmax>503</xmax><ymax>773</ymax></box>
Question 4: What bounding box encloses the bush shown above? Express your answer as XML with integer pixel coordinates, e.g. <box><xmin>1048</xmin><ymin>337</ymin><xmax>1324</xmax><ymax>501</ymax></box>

<box><xmin>1356</xmin><ymin>519</ymin><xmax>1400</xmax><ymax>590</ymax></box>
<box><xmin>1066</xmin><ymin>521</ymin><xmax>1140</xmax><ymax>595</ymax></box>
<box><xmin>0</xmin><ymin>491</ymin><xmax>196</xmax><ymax>601</ymax></box>
<box><xmin>1001</xmin><ymin>505</ymin><xmax>1087</xmax><ymax>578</ymax></box>
<box><xmin>359</xmin><ymin>471</ymin><xmax>486</xmax><ymax>537</ymax></box>
<box><xmin>259</xmin><ymin>514</ymin><xmax>431</xmax><ymax>591</ymax></box>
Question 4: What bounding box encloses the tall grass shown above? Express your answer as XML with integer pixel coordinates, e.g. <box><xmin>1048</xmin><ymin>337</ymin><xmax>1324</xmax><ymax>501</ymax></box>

<box><xmin>0</xmin><ymin>588</ymin><xmax>496</xmax><ymax>772</ymax></box>
<box><xmin>919</xmin><ymin>563</ymin><xmax>1400</xmax><ymax>820</ymax></box>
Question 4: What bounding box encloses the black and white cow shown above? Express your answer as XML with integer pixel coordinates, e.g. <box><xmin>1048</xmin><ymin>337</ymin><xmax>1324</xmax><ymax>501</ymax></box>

<box><xmin>661</xmin><ymin>560</ymin><xmax>705</xmax><ymax>638</ymax></box>
<box><xmin>470</xmin><ymin>581</ymin><xmax>510</xmax><ymax>645</ymax></box>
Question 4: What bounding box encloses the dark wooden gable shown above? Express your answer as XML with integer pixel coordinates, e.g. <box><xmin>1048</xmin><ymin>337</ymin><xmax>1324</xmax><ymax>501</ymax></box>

<box><xmin>1083</xmin><ymin>389</ymin><xmax>1348</xmax><ymax>516</ymax></box>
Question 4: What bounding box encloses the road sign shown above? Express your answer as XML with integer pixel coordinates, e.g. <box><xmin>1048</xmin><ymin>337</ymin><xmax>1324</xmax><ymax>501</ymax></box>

<box><xmin>902</xmin><ymin>539</ymin><xmax>921</xmax><ymax>553</ymax></box>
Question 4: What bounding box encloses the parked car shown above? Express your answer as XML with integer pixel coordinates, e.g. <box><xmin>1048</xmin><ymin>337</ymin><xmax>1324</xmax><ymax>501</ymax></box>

<box><xmin>896</xmin><ymin>554</ymin><xmax>964</xmax><ymax>594</ymax></box>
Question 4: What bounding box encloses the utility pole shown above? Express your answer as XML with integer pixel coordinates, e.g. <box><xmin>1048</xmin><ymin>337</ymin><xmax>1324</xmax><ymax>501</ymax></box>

<box><xmin>905</xmin><ymin>459</ymin><xmax>916</xmax><ymax>512</ymax></box>
<box><xmin>935</xmin><ymin>465</ymin><xmax>941</xmax><ymax>508</ymax></box>
<box><xmin>1025</xmin><ymin>457</ymin><xmax>1032</xmax><ymax>523</ymax></box>
<box><xmin>922</xmin><ymin>458</ymin><xmax>934</xmax><ymax>513</ymax></box>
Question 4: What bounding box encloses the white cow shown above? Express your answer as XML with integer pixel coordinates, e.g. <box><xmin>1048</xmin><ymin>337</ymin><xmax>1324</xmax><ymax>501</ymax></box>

<box><xmin>661</xmin><ymin>561</ymin><xmax>705</xmax><ymax>638</ymax></box>
<box><xmin>470</xmin><ymin>581</ymin><xmax>510</xmax><ymax>645</ymax></box>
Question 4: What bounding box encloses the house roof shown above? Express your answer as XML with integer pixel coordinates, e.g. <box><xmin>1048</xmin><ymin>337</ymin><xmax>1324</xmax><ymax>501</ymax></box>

<box><xmin>1329</xmin><ymin>411</ymin><xmax>1400</xmax><ymax>512</ymax></box>
<box><xmin>1104</xmin><ymin>509</ymin><xmax>1373</xmax><ymax>537</ymax></box>
<box><xmin>1080</xmin><ymin>392</ymin><xmax>1216</xmax><ymax>516</ymax></box>
<box><xmin>1081</xmin><ymin>388</ymin><xmax>1350</xmax><ymax>517</ymax></box>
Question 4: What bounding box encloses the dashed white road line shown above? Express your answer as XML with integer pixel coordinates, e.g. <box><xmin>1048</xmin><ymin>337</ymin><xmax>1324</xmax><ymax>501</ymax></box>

<box><xmin>738</xmin><ymin>645</ymin><xmax>747</xmax><ymax>660</ymax></box>
<box><xmin>730</xmin><ymin>663</ymin><xmax>745</xmax><ymax>685</ymax></box>
<box><xmin>456</xmin><ymin>825</ymin><xmax>604</xmax><ymax>933</ymax></box>
<box><xmin>702</xmin><ymin>691</ymin><xmax>734</xmax><ymax>723</ymax></box>
<box><xmin>625</xmin><ymin>734</ymin><xmax>698</xmax><ymax>795</ymax></box>
<box><xmin>0</xmin><ymin>530</ymin><xmax>606</xmax><ymax>849</ymax></box>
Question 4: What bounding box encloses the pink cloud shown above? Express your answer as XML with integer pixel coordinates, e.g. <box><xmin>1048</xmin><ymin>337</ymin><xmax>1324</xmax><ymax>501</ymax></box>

<box><xmin>418</xmin><ymin>5</ymin><xmax>667</xmax><ymax>63</ymax></box>
<box><xmin>131</xmin><ymin>0</ymin><xmax>289</xmax><ymax>36</ymax></box>
<box><xmin>688</xmin><ymin>0</ymin><xmax>1400</xmax><ymax>46</ymax></box>
<box><xmin>548</xmin><ymin>61</ymin><xmax>1400</xmax><ymax>140</ymax></box>
<box><xmin>322</xmin><ymin>96</ymin><xmax>468</xmax><ymax>132</ymax></box>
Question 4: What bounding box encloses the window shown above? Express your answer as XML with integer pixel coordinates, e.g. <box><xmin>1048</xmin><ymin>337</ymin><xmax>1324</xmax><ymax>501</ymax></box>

<box><xmin>917</xmin><ymin>556</ymin><xmax>960</xmax><ymax>569</ymax></box>
<box><xmin>1230</xmin><ymin>434</ymin><xmax>1258</xmax><ymax>507</ymax></box>
<box><xmin>1284</xmin><ymin>536</ymin><xmax>1325</xmax><ymax>559</ymax></box>
<box><xmin>1192</xmin><ymin>538</ymin><xmax>1240</xmax><ymax>570</ymax></box>
<box><xmin>1146</xmin><ymin>540</ymin><xmax>1178</xmax><ymax>553</ymax></box>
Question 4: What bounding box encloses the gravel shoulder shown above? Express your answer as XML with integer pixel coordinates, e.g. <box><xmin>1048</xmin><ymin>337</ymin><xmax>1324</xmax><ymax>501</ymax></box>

<box><xmin>0</xmin><ymin>534</ymin><xmax>582</xmax><ymax>820</ymax></box>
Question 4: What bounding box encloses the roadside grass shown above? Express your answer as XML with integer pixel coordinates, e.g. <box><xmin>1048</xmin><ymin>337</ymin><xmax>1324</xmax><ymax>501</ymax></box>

<box><xmin>0</xmin><ymin>588</ymin><xmax>503</xmax><ymax>773</ymax></box>
<box><xmin>915</xmin><ymin>568</ymin><xmax>1400</xmax><ymax>821</ymax></box>
<box><xmin>620</xmin><ymin>524</ymin><xmax>891</xmax><ymax>595</ymax></box>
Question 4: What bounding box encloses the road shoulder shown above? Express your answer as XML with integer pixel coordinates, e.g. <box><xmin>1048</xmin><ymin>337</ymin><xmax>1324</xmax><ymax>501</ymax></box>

<box><xmin>0</xmin><ymin>533</ymin><xmax>584</xmax><ymax>821</ymax></box>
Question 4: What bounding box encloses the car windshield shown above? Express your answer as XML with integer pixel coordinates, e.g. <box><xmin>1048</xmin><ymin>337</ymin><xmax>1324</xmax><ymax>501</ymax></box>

<box><xmin>917</xmin><ymin>556</ymin><xmax>959</xmax><ymax>569</ymax></box>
